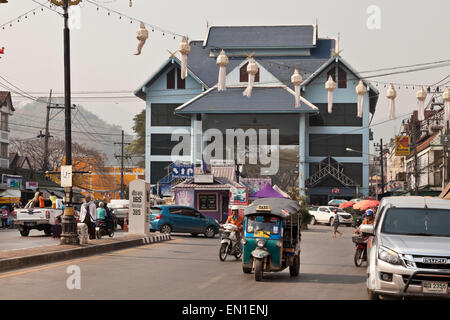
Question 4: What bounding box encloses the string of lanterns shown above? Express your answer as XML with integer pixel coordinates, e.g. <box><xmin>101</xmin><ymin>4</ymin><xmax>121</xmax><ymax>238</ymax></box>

<box><xmin>209</xmin><ymin>49</ymin><xmax>448</xmax><ymax>122</ymax></box>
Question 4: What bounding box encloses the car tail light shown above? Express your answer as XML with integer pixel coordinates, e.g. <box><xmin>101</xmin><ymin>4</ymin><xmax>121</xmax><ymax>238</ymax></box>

<box><xmin>45</xmin><ymin>211</ymin><xmax>50</xmax><ymax>219</ymax></box>
<box><xmin>155</xmin><ymin>214</ymin><xmax>163</xmax><ymax>220</ymax></box>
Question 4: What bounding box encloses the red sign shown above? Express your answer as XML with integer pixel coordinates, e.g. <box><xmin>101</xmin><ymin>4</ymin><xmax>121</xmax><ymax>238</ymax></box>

<box><xmin>331</xmin><ymin>188</ymin><xmax>340</xmax><ymax>194</ymax></box>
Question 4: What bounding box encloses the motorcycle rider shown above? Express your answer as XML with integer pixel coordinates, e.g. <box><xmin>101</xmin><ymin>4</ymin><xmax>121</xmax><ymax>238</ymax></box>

<box><xmin>226</xmin><ymin>205</ymin><xmax>243</xmax><ymax>241</ymax></box>
<box><xmin>361</xmin><ymin>209</ymin><xmax>375</xmax><ymax>225</ymax></box>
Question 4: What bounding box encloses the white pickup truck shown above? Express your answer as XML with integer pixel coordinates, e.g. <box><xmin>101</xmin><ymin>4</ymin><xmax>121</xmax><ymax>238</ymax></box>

<box><xmin>14</xmin><ymin>200</ymin><xmax>64</xmax><ymax>237</ymax></box>
<box><xmin>308</xmin><ymin>206</ymin><xmax>353</xmax><ymax>226</ymax></box>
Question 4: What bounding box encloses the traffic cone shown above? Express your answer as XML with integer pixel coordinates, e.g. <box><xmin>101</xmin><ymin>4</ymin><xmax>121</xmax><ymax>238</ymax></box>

<box><xmin>123</xmin><ymin>216</ymin><xmax>128</xmax><ymax>232</ymax></box>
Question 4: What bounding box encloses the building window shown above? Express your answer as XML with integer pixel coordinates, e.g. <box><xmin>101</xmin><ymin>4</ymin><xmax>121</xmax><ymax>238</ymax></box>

<box><xmin>0</xmin><ymin>143</ymin><xmax>7</xmax><ymax>159</ymax></box>
<box><xmin>167</xmin><ymin>68</ymin><xmax>175</xmax><ymax>89</ymax></box>
<box><xmin>309</xmin><ymin>103</ymin><xmax>362</xmax><ymax>127</ymax></box>
<box><xmin>151</xmin><ymin>104</ymin><xmax>191</xmax><ymax>127</ymax></box>
<box><xmin>150</xmin><ymin>134</ymin><xmax>191</xmax><ymax>156</ymax></box>
<box><xmin>0</xmin><ymin>113</ymin><xmax>7</xmax><ymax>131</ymax></box>
<box><xmin>240</xmin><ymin>62</ymin><xmax>260</xmax><ymax>83</ymax></box>
<box><xmin>309</xmin><ymin>134</ymin><xmax>362</xmax><ymax>157</ymax></box>
<box><xmin>177</xmin><ymin>69</ymin><xmax>185</xmax><ymax>89</ymax></box>
<box><xmin>150</xmin><ymin>161</ymin><xmax>171</xmax><ymax>184</ymax></box>
<box><xmin>327</xmin><ymin>66</ymin><xmax>347</xmax><ymax>88</ymax></box>
<box><xmin>198</xmin><ymin>193</ymin><xmax>217</xmax><ymax>211</ymax></box>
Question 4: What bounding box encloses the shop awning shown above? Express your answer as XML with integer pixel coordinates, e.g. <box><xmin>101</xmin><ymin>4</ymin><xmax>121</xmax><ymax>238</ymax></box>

<box><xmin>0</xmin><ymin>189</ymin><xmax>21</xmax><ymax>204</ymax></box>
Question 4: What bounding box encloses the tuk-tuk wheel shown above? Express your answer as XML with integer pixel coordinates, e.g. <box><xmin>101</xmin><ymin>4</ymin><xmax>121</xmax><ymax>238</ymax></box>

<box><xmin>289</xmin><ymin>254</ymin><xmax>300</xmax><ymax>276</ymax></box>
<box><xmin>242</xmin><ymin>266</ymin><xmax>252</xmax><ymax>274</ymax></box>
<box><xmin>254</xmin><ymin>259</ymin><xmax>263</xmax><ymax>281</ymax></box>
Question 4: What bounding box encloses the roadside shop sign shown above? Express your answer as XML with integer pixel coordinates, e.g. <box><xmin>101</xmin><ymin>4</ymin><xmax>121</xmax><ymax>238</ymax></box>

<box><xmin>395</xmin><ymin>136</ymin><xmax>410</xmax><ymax>156</ymax></box>
<box><xmin>1</xmin><ymin>174</ymin><xmax>22</xmax><ymax>189</ymax></box>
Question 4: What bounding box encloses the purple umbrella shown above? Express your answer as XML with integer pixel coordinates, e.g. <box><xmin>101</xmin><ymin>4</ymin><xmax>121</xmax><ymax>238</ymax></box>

<box><xmin>249</xmin><ymin>183</ymin><xmax>288</xmax><ymax>199</ymax></box>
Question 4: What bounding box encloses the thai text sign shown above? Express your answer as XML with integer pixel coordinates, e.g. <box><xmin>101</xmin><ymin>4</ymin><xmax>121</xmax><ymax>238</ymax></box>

<box><xmin>395</xmin><ymin>136</ymin><xmax>410</xmax><ymax>156</ymax></box>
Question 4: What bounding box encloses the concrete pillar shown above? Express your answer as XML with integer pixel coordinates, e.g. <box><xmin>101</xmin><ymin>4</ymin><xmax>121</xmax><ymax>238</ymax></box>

<box><xmin>145</xmin><ymin>100</ymin><xmax>151</xmax><ymax>183</ymax></box>
<box><xmin>129</xmin><ymin>179</ymin><xmax>150</xmax><ymax>235</ymax></box>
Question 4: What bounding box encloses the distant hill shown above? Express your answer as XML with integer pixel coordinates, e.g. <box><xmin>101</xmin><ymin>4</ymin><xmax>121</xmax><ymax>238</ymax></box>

<box><xmin>11</xmin><ymin>99</ymin><xmax>137</xmax><ymax>166</ymax></box>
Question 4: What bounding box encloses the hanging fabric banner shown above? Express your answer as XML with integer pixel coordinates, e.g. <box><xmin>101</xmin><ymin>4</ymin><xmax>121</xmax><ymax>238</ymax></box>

<box><xmin>444</xmin><ymin>88</ymin><xmax>450</xmax><ymax>125</ymax></box>
<box><xmin>416</xmin><ymin>86</ymin><xmax>427</xmax><ymax>121</ymax></box>
<box><xmin>325</xmin><ymin>75</ymin><xmax>336</xmax><ymax>113</ymax></box>
<box><xmin>134</xmin><ymin>22</ymin><xmax>149</xmax><ymax>55</ymax></box>
<box><xmin>243</xmin><ymin>58</ymin><xmax>259</xmax><ymax>98</ymax></box>
<box><xmin>178</xmin><ymin>36</ymin><xmax>190</xmax><ymax>80</ymax></box>
<box><xmin>216</xmin><ymin>50</ymin><xmax>229</xmax><ymax>91</ymax></box>
<box><xmin>291</xmin><ymin>69</ymin><xmax>303</xmax><ymax>107</ymax></box>
<box><xmin>355</xmin><ymin>80</ymin><xmax>366</xmax><ymax>118</ymax></box>
<box><xmin>387</xmin><ymin>84</ymin><xmax>397</xmax><ymax>120</ymax></box>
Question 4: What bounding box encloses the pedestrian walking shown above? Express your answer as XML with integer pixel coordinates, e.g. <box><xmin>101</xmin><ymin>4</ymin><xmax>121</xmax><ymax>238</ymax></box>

<box><xmin>332</xmin><ymin>209</ymin><xmax>342</xmax><ymax>238</ymax></box>
<box><xmin>80</xmin><ymin>194</ymin><xmax>97</xmax><ymax>240</ymax></box>
<box><xmin>1</xmin><ymin>206</ymin><xmax>8</xmax><ymax>229</ymax></box>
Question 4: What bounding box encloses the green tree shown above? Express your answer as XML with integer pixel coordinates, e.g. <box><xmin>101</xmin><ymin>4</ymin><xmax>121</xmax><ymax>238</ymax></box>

<box><xmin>128</xmin><ymin>109</ymin><xmax>145</xmax><ymax>167</ymax></box>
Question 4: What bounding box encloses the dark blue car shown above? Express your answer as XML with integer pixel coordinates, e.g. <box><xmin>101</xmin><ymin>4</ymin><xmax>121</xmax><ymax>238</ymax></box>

<box><xmin>150</xmin><ymin>206</ymin><xmax>220</xmax><ymax>238</ymax></box>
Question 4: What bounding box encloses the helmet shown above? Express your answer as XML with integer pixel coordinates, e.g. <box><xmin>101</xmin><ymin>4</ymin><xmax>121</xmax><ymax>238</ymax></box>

<box><xmin>365</xmin><ymin>209</ymin><xmax>374</xmax><ymax>216</ymax></box>
<box><xmin>333</xmin><ymin>209</ymin><xmax>338</xmax><ymax>213</ymax></box>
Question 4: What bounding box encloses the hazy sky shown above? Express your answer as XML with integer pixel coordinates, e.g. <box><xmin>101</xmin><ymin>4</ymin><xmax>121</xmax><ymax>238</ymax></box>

<box><xmin>1</xmin><ymin>0</ymin><xmax>449</xmax><ymax>152</ymax></box>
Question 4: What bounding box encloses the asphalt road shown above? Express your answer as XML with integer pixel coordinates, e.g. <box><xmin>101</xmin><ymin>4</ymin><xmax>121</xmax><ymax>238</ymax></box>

<box><xmin>0</xmin><ymin>228</ymin><xmax>128</xmax><ymax>252</ymax></box>
<box><xmin>0</xmin><ymin>224</ymin><xmax>367</xmax><ymax>300</ymax></box>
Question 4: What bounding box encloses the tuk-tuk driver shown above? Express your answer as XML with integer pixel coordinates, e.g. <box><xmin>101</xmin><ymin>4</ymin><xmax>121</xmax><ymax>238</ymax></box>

<box><xmin>226</xmin><ymin>205</ymin><xmax>243</xmax><ymax>237</ymax></box>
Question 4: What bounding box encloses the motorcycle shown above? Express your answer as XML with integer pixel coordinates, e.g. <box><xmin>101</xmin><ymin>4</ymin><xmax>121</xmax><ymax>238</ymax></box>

<box><xmin>96</xmin><ymin>219</ymin><xmax>114</xmax><ymax>239</ymax></box>
<box><xmin>352</xmin><ymin>230</ymin><xmax>368</xmax><ymax>267</ymax></box>
<box><xmin>219</xmin><ymin>223</ymin><xmax>242</xmax><ymax>261</ymax></box>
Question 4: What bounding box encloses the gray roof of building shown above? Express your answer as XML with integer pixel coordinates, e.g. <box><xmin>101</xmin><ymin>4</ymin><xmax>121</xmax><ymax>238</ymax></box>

<box><xmin>175</xmin><ymin>86</ymin><xmax>318</xmax><ymax>114</ymax></box>
<box><xmin>204</xmin><ymin>25</ymin><xmax>316</xmax><ymax>49</ymax></box>
<box><xmin>185</xmin><ymin>39</ymin><xmax>334</xmax><ymax>88</ymax></box>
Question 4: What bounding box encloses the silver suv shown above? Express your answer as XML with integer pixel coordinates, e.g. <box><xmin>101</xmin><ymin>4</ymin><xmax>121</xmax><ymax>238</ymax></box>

<box><xmin>362</xmin><ymin>196</ymin><xmax>450</xmax><ymax>299</ymax></box>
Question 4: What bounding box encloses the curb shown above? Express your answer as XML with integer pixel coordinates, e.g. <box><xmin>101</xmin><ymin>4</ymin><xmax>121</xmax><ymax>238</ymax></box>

<box><xmin>0</xmin><ymin>233</ymin><xmax>171</xmax><ymax>273</ymax></box>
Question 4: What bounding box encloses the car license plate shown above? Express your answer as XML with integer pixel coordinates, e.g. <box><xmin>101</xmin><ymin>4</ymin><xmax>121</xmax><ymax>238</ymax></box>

<box><xmin>422</xmin><ymin>281</ymin><xmax>448</xmax><ymax>294</ymax></box>
<box><xmin>25</xmin><ymin>222</ymin><xmax>36</xmax><ymax>226</ymax></box>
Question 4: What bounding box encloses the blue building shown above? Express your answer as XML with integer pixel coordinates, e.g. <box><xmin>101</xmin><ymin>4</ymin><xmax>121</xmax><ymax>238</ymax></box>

<box><xmin>134</xmin><ymin>25</ymin><xmax>379</xmax><ymax>204</ymax></box>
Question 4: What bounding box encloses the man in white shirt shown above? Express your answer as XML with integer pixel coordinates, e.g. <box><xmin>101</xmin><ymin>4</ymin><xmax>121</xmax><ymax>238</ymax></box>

<box><xmin>80</xmin><ymin>194</ymin><xmax>97</xmax><ymax>239</ymax></box>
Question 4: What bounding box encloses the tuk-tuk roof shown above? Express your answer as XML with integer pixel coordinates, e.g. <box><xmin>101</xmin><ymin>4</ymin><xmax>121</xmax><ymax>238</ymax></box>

<box><xmin>244</xmin><ymin>198</ymin><xmax>300</xmax><ymax>218</ymax></box>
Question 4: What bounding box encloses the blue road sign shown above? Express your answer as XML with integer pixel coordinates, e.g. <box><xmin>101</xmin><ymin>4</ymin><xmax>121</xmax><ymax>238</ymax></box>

<box><xmin>172</xmin><ymin>164</ymin><xmax>194</xmax><ymax>178</ymax></box>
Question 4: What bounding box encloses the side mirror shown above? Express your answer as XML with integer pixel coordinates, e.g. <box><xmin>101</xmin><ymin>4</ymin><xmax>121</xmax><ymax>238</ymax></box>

<box><xmin>360</xmin><ymin>224</ymin><xmax>374</xmax><ymax>236</ymax></box>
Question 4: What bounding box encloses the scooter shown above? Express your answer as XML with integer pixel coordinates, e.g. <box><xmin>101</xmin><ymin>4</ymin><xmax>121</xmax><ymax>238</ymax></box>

<box><xmin>352</xmin><ymin>230</ymin><xmax>368</xmax><ymax>267</ymax></box>
<box><xmin>96</xmin><ymin>219</ymin><xmax>114</xmax><ymax>239</ymax></box>
<box><xmin>219</xmin><ymin>223</ymin><xmax>242</xmax><ymax>261</ymax></box>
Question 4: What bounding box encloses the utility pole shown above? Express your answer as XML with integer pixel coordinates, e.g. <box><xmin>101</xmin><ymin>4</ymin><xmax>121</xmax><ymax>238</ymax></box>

<box><xmin>51</xmin><ymin>0</ymin><xmax>82</xmax><ymax>245</ymax></box>
<box><xmin>115</xmin><ymin>130</ymin><xmax>131</xmax><ymax>199</ymax></box>
<box><xmin>37</xmin><ymin>89</ymin><xmax>53</xmax><ymax>172</ymax></box>
<box><xmin>412</xmin><ymin>130</ymin><xmax>420</xmax><ymax>195</ymax></box>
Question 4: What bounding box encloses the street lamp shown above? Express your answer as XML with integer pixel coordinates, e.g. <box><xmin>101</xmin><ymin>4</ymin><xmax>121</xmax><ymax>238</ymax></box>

<box><xmin>51</xmin><ymin>0</ymin><xmax>82</xmax><ymax>245</ymax></box>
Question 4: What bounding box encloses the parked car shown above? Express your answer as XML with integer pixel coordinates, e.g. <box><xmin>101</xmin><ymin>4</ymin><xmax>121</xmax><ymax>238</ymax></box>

<box><xmin>150</xmin><ymin>206</ymin><xmax>220</xmax><ymax>238</ymax></box>
<box><xmin>328</xmin><ymin>199</ymin><xmax>347</xmax><ymax>207</ymax></box>
<box><xmin>363</xmin><ymin>196</ymin><xmax>450</xmax><ymax>300</ymax></box>
<box><xmin>309</xmin><ymin>206</ymin><xmax>353</xmax><ymax>226</ymax></box>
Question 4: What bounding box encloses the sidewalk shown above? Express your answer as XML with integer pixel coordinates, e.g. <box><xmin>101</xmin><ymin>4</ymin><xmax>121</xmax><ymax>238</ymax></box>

<box><xmin>0</xmin><ymin>232</ymin><xmax>171</xmax><ymax>273</ymax></box>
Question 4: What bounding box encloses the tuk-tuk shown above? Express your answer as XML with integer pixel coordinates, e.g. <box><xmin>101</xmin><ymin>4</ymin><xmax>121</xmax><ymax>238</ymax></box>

<box><xmin>241</xmin><ymin>198</ymin><xmax>302</xmax><ymax>281</ymax></box>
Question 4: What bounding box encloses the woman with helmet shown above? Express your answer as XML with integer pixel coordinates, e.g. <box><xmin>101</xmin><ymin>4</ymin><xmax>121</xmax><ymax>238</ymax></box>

<box><xmin>362</xmin><ymin>209</ymin><xmax>375</xmax><ymax>225</ymax></box>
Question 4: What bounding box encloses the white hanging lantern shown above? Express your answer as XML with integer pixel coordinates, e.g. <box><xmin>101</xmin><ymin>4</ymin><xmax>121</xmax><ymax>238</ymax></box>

<box><xmin>325</xmin><ymin>75</ymin><xmax>336</xmax><ymax>113</ymax></box>
<box><xmin>291</xmin><ymin>69</ymin><xmax>303</xmax><ymax>108</ymax></box>
<box><xmin>216</xmin><ymin>50</ymin><xmax>229</xmax><ymax>91</ymax></box>
<box><xmin>387</xmin><ymin>84</ymin><xmax>397</xmax><ymax>120</ymax></box>
<box><xmin>416</xmin><ymin>86</ymin><xmax>427</xmax><ymax>121</ymax></box>
<box><xmin>243</xmin><ymin>58</ymin><xmax>259</xmax><ymax>98</ymax></box>
<box><xmin>443</xmin><ymin>88</ymin><xmax>450</xmax><ymax>124</ymax></box>
<box><xmin>134</xmin><ymin>22</ymin><xmax>149</xmax><ymax>55</ymax></box>
<box><xmin>178</xmin><ymin>36</ymin><xmax>191</xmax><ymax>80</ymax></box>
<box><xmin>355</xmin><ymin>80</ymin><xmax>366</xmax><ymax>118</ymax></box>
